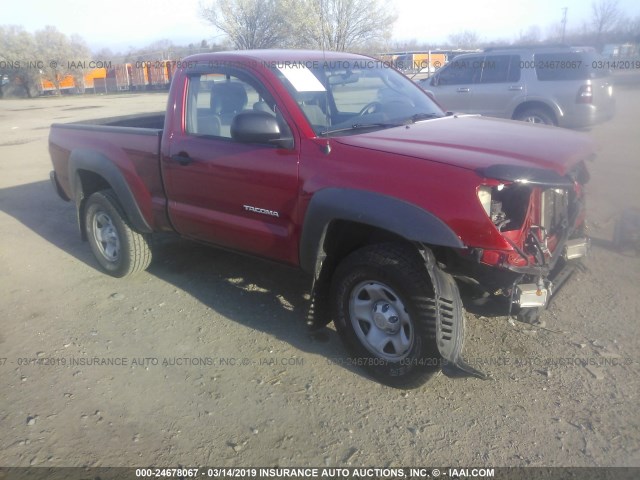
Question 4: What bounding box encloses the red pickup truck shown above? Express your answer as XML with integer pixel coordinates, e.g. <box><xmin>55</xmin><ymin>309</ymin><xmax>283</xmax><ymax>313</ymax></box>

<box><xmin>49</xmin><ymin>50</ymin><xmax>594</xmax><ymax>388</ymax></box>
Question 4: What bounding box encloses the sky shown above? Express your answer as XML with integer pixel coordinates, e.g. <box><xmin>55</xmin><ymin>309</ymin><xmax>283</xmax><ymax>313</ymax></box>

<box><xmin>2</xmin><ymin>0</ymin><xmax>639</xmax><ymax>52</ymax></box>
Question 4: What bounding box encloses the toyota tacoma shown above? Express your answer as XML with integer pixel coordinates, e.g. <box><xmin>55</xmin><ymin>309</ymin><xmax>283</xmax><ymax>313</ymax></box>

<box><xmin>49</xmin><ymin>50</ymin><xmax>594</xmax><ymax>388</ymax></box>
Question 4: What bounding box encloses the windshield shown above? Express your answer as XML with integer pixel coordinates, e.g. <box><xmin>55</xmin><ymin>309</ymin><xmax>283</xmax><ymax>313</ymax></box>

<box><xmin>271</xmin><ymin>60</ymin><xmax>444</xmax><ymax>136</ymax></box>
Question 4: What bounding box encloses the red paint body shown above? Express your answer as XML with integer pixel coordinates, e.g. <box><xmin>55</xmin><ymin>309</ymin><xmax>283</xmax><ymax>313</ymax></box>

<box><xmin>49</xmin><ymin>50</ymin><xmax>596</xmax><ymax>273</ymax></box>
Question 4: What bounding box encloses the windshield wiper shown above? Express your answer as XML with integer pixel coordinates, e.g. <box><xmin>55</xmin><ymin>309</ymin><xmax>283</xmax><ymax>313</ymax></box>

<box><xmin>318</xmin><ymin>122</ymin><xmax>403</xmax><ymax>136</ymax></box>
<box><xmin>406</xmin><ymin>112</ymin><xmax>442</xmax><ymax>123</ymax></box>
<box><xmin>318</xmin><ymin>114</ymin><xmax>442</xmax><ymax>136</ymax></box>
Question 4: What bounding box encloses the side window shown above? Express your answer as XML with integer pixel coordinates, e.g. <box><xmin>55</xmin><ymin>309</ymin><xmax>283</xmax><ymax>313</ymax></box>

<box><xmin>185</xmin><ymin>70</ymin><xmax>291</xmax><ymax>140</ymax></box>
<box><xmin>534</xmin><ymin>53</ymin><xmax>591</xmax><ymax>81</ymax></box>
<box><xmin>507</xmin><ymin>55</ymin><xmax>521</xmax><ymax>82</ymax></box>
<box><xmin>435</xmin><ymin>57</ymin><xmax>483</xmax><ymax>85</ymax></box>
<box><xmin>479</xmin><ymin>55</ymin><xmax>521</xmax><ymax>83</ymax></box>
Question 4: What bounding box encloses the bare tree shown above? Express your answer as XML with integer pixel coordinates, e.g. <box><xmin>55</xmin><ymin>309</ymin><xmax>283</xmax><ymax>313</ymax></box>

<box><xmin>200</xmin><ymin>0</ymin><xmax>289</xmax><ymax>49</ymax></box>
<box><xmin>34</xmin><ymin>26</ymin><xmax>90</xmax><ymax>94</ymax></box>
<box><xmin>68</xmin><ymin>34</ymin><xmax>92</xmax><ymax>92</ymax></box>
<box><xmin>591</xmin><ymin>0</ymin><xmax>620</xmax><ymax>43</ymax></box>
<box><xmin>301</xmin><ymin>0</ymin><xmax>397</xmax><ymax>51</ymax></box>
<box><xmin>200</xmin><ymin>0</ymin><xmax>396</xmax><ymax>51</ymax></box>
<box><xmin>448</xmin><ymin>30</ymin><xmax>480</xmax><ymax>49</ymax></box>
<box><xmin>616</xmin><ymin>15</ymin><xmax>640</xmax><ymax>43</ymax></box>
<box><xmin>0</xmin><ymin>25</ymin><xmax>40</xmax><ymax>97</ymax></box>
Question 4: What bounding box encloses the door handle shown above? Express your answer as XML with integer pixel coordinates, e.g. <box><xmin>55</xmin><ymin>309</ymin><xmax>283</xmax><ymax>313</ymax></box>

<box><xmin>456</xmin><ymin>87</ymin><xmax>470</xmax><ymax>93</ymax></box>
<box><xmin>171</xmin><ymin>153</ymin><xmax>193</xmax><ymax>166</ymax></box>
<box><xmin>508</xmin><ymin>85</ymin><xmax>523</xmax><ymax>91</ymax></box>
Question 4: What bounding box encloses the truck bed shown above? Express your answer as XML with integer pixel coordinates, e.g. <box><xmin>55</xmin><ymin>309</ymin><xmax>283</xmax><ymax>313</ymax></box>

<box><xmin>63</xmin><ymin>112</ymin><xmax>165</xmax><ymax>130</ymax></box>
<box><xmin>49</xmin><ymin>112</ymin><xmax>169</xmax><ymax>232</ymax></box>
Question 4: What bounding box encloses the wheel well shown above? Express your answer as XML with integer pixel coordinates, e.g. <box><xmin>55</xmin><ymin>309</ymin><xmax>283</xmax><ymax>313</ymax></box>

<box><xmin>307</xmin><ymin>220</ymin><xmax>419</xmax><ymax>329</ymax></box>
<box><xmin>323</xmin><ymin>220</ymin><xmax>410</xmax><ymax>263</ymax></box>
<box><xmin>77</xmin><ymin>169</ymin><xmax>111</xmax><ymax>198</ymax></box>
<box><xmin>75</xmin><ymin>170</ymin><xmax>112</xmax><ymax>240</ymax></box>
<box><xmin>512</xmin><ymin>101</ymin><xmax>557</xmax><ymax>125</ymax></box>
<box><xmin>324</xmin><ymin>222</ymin><xmax>418</xmax><ymax>286</ymax></box>
<box><xmin>307</xmin><ymin>219</ymin><xmax>453</xmax><ymax>329</ymax></box>
<box><xmin>320</xmin><ymin>219</ymin><xmax>454</xmax><ymax>278</ymax></box>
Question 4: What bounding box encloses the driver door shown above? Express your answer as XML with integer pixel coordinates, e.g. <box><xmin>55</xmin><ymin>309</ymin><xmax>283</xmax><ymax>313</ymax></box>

<box><xmin>161</xmin><ymin>68</ymin><xmax>300</xmax><ymax>264</ymax></box>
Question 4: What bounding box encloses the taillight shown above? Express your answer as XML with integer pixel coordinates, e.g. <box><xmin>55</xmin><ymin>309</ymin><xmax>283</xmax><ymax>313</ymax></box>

<box><xmin>577</xmin><ymin>84</ymin><xmax>592</xmax><ymax>104</ymax></box>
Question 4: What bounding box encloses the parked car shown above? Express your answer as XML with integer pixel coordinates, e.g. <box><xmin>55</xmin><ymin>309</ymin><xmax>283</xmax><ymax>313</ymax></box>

<box><xmin>50</xmin><ymin>49</ymin><xmax>593</xmax><ymax>388</ymax></box>
<box><xmin>419</xmin><ymin>46</ymin><xmax>615</xmax><ymax>128</ymax></box>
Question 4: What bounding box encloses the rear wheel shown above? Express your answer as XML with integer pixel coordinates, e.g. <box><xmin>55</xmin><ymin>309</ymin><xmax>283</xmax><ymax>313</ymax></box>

<box><xmin>514</xmin><ymin>108</ymin><xmax>556</xmax><ymax>126</ymax></box>
<box><xmin>84</xmin><ymin>190</ymin><xmax>152</xmax><ymax>277</ymax></box>
<box><xmin>331</xmin><ymin>243</ymin><xmax>441</xmax><ymax>389</ymax></box>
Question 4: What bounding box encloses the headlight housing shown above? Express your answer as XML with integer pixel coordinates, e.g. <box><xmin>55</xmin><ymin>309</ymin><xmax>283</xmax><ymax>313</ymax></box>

<box><xmin>477</xmin><ymin>186</ymin><xmax>492</xmax><ymax>218</ymax></box>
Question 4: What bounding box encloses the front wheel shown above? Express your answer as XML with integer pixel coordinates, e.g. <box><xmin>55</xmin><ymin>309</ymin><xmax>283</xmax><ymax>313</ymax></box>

<box><xmin>331</xmin><ymin>243</ymin><xmax>441</xmax><ymax>389</ymax></box>
<box><xmin>84</xmin><ymin>190</ymin><xmax>152</xmax><ymax>277</ymax></box>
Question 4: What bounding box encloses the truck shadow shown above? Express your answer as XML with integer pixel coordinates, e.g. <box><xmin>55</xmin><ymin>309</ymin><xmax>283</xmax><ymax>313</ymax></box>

<box><xmin>0</xmin><ymin>180</ymin><xmax>96</xmax><ymax>266</ymax></box>
<box><xmin>0</xmin><ymin>180</ymin><xmax>369</xmax><ymax>381</ymax></box>
<box><xmin>146</xmin><ymin>234</ymin><xmax>356</xmax><ymax>372</ymax></box>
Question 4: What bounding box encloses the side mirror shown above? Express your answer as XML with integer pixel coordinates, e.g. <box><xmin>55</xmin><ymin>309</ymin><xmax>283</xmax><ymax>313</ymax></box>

<box><xmin>231</xmin><ymin>111</ymin><xmax>281</xmax><ymax>144</ymax></box>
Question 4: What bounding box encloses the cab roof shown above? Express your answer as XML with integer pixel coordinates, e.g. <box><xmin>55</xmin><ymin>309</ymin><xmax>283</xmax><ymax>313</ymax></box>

<box><xmin>184</xmin><ymin>49</ymin><xmax>372</xmax><ymax>64</ymax></box>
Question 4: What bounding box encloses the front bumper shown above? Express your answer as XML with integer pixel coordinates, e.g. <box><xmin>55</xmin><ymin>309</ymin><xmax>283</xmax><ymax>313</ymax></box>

<box><xmin>512</xmin><ymin>237</ymin><xmax>590</xmax><ymax>309</ymax></box>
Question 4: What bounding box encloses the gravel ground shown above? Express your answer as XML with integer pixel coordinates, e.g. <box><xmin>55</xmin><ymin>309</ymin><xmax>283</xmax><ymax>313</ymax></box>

<box><xmin>0</xmin><ymin>78</ymin><xmax>639</xmax><ymax>469</ymax></box>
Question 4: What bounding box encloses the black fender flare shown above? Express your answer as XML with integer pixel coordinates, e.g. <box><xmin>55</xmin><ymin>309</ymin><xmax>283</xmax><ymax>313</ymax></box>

<box><xmin>69</xmin><ymin>149</ymin><xmax>152</xmax><ymax>234</ymax></box>
<box><xmin>299</xmin><ymin>188</ymin><xmax>464</xmax><ymax>275</ymax></box>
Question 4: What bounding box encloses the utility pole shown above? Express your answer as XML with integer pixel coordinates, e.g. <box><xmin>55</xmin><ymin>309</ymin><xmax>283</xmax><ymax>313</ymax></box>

<box><xmin>561</xmin><ymin>7</ymin><xmax>568</xmax><ymax>43</ymax></box>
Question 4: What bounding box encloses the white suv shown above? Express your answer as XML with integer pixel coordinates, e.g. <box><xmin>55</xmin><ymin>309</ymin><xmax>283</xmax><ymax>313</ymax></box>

<box><xmin>420</xmin><ymin>46</ymin><xmax>616</xmax><ymax>128</ymax></box>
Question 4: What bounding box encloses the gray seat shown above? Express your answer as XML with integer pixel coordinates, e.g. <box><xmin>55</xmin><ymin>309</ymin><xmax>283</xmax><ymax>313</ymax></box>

<box><xmin>196</xmin><ymin>111</ymin><xmax>221</xmax><ymax>136</ymax></box>
<box><xmin>297</xmin><ymin>92</ymin><xmax>329</xmax><ymax>129</ymax></box>
<box><xmin>253</xmin><ymin>101</ymin><xmax>274</xmax><ymax>114</ymax></box>
<box><xmin>211</xmin><ymin>82</ymin><xmax>248</xmax><ymax>132</ymax></box>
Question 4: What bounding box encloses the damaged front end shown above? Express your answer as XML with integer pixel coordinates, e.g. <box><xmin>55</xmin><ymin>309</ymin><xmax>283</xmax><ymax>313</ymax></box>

<box><xmin>472</xmin><ymin>162</ymin><xmax>590</xmax><ymax>317</ymax></box>
<box><xmin>424</xmin><ymin>162</ymin><xmax>591</xmax><ymax>379</ymax></box>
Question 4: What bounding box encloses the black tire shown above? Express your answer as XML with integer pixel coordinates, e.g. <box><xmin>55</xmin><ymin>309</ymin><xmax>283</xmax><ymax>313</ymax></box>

<box><xmin>84</xmin><ymin>190</ymin><xmax>152</xmax><ymax>277</ymax></box>
<box><xmin>330</xmin><ymin>243</ymin><xmax>441</xmax><ymax>389</ymax></box>
<box><xmin>514</xmin><ymin>108</ymin><xmax>556</xmax><ymax>126</ymax></box>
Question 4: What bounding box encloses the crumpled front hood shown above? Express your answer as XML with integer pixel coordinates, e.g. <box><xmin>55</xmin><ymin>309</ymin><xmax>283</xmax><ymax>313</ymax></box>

<box><xmin>334</xmin><ymin>115</ymin><xmax>596</xmax><ymax>176</ymax></box>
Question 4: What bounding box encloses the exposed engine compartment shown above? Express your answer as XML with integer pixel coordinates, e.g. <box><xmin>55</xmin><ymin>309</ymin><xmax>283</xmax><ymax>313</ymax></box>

<box><xmin>451</xmin><ymin>162</ymin><xmax>591</xmax><ymax>321</ymax></box>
